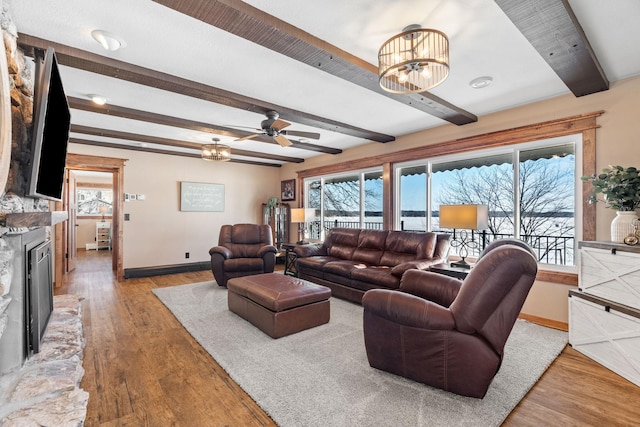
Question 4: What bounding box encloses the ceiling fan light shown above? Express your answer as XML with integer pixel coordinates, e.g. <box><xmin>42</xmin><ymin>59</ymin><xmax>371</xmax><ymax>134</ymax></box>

<box><xmin>378</xmin><ymin>24</ymin><xmax>449</xmax><ymax>94</ymax></box>
<box><xmin>202</xmin><ymin>138</ymin><xmax>231</xmax><ymax>161</ymax></box>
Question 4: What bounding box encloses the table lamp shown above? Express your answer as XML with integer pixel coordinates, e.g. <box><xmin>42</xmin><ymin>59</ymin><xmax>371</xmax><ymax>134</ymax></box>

<box><xmin>291</xmin><ymin>208</ymin><xmax>314</xmax><ymax>244</ymax></box>
<box><xmin>98</xmin><ymin>205</ymin><xmax>108</xmax><ymax>221</ymax></box>
<box><xmin>439</xmin><ymin>204</ymin><xmax>489</xmax><ymax>268</ymax></box>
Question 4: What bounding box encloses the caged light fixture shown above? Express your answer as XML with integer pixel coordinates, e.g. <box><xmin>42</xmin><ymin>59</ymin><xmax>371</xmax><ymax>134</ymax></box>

<box><xmin>201</xmin><ymin>138</ymin><xmax>231</xmax><ymax>162</ymax></box>
<box><xmin>378</xmin><ymin>24</ymin><xmax>450</xmax><ymax>94</ymax></box>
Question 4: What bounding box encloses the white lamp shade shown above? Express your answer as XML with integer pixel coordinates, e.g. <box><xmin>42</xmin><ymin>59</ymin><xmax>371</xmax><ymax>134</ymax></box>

<box><xmin>439</xmin><ymin>204</ymin><xmax>489</xmax><ymax>230</ymax></box>
<box><xmin>290</xmin><ymin>208</ymin><xmax>314</xmax><ymax>223</ymax></box>
<box><xmin>290</xmin><ymin>208</ymin><xmax>305</xmax><ymax>223</ymax></box>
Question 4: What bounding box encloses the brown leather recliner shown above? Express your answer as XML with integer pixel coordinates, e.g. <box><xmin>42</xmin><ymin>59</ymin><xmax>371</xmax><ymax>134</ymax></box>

<box><xmin>362</xmin><ymin>241</ymin><xmax>538</xmax><ymax>398</ymax></box>
<box><xmin>209</xmin><ymin>224</ymin><xmax>278</xmax><ymax>287</ymax></box>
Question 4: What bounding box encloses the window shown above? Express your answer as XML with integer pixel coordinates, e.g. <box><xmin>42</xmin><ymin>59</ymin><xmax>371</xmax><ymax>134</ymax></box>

<box><xmin>304</xmin><ymin>169</ymin><xmax>383</xmax><ymax>239</ymax></box>
<box><xmin>77</xmin><ymin>187</ymin><xmax>113</xmax><ymax>216</ymax></box>
<box><xmin>395</xmin><ymin>138</ymin><xmax>578</xmax><ymax>267</ymax></box>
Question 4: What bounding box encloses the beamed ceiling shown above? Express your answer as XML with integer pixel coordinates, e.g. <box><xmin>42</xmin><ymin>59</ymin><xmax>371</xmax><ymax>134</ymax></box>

<box><xmin>6</xmin><ymin>0</ymin><xmax>640</xmax><ymax>167</ymax></box>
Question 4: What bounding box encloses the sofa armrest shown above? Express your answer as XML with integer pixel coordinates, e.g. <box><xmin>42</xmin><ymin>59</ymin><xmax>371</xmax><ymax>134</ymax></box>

<box><xmin>294</xmin><ymin>243</ymin><xmax>326</xmax><ymax>257</ymax></box>
<box><xmin>209</xmin><ymin>245</ymin><xmax>233</xmax><ymax>259</ymax></box>
<box><xmin>362</xmin><ymin>289</ymin><xmax>455</xmax><ymax>330</ymax></box>
<box><xmin>399</xmin><ymin>269</ymin><xmax>462</xmax><ymax>308</ymax></box>
<box><xmin>258</xmin><ymin>245</ymin><xmax>278</xmax><ymax>257</ymax></box>
<box><xmin>390</xmin><ymin>258</ymin><xmax>441</xmax><ymax>277</ymax></box>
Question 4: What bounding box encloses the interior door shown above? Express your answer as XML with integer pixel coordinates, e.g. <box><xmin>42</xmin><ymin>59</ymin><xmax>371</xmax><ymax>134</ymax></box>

<box><xmin>66</xmin><ymin>170</ymin><xmax>77</xmax><ymax>272</ymax></box>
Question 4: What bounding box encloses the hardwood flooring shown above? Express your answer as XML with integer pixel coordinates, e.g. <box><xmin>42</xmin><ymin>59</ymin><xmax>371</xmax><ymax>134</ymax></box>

<box><xmin>56</xmin><ymin>249</ymin><xmax>640</xmax><ymax>426</ymax></box>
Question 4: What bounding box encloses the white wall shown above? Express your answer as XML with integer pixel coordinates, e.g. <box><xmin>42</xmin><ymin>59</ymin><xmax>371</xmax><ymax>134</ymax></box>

<box><xmin>67</xmin><ymin>145</ymin><xmax>281</xmax><ymax>269</ymax></box>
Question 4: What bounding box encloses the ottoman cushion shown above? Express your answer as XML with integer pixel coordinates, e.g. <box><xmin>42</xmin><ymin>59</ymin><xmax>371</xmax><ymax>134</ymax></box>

<box><xmin>227</xmin><ymin>273</ymin><xmax>331</xmax><ymax>338</ymax></box>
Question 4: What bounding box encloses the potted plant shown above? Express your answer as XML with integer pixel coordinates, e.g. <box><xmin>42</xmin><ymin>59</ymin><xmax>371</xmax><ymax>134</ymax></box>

<box><xmin>581</xmin><ymin>165</ymin><xmax>640</xmax><ymax>242</ymax></box>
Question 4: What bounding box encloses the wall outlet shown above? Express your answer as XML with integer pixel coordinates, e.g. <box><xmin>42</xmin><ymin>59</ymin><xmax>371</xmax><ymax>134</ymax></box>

<box><xmin>185</xmin><ymin>252</ymin><xmax>190</xmax><ymax>259</ymax></box>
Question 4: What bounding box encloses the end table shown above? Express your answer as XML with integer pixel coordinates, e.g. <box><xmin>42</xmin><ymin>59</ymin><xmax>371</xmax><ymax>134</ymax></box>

<box><xmin>428</xmin><ymin>263</ymin><xmax>471</xmax><ymax>280</ymax></box>
<box><xmin>281</xmin><ymin>243</ymin><xmax>299</xmax><ymax>277</ymax></box>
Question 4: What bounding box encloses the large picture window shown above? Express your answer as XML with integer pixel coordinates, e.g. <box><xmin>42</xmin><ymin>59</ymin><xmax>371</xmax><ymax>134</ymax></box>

<box><xmin>305</xmin><ymin>169</ymin><xmax>383</xmax><ymax>239</ymax></box>
<box><xmin>395</xmin><ymin>139</ymin><xmax>578</xmax><ymax>267</ymax></box>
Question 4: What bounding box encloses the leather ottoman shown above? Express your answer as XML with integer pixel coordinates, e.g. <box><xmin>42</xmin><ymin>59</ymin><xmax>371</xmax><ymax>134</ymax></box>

<box><xmin>227</xmin><ymin>273</ymin><xmax>331</xmax><ymax>338</ymax></box>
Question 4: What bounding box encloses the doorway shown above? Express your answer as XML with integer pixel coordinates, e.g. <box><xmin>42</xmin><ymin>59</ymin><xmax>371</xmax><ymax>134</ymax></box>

<box><xmin>55</xmin><ymin>153</ymin><xmax>127</xmax><ymax>283</ymax></box>
<box><xmin>68</xmin><ymin>170</ymin><xmax>114</xmax><ymax>271</ymax></box>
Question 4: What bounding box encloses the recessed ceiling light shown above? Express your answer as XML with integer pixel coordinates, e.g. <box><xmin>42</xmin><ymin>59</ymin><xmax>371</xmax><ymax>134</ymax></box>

<box><xmin>87</xmin><ymin>94</ymin><xmax>108</xmax><ymax>105</ymax></box>
<box><xmin>469</xmin><ymin>76</ymin><xmax>493</xmax><ymax>89</ymax></box>
<box><xmin>91</xmin><ymin>30</ymin><xmax>126</xmax><ymax>51</ymax></box>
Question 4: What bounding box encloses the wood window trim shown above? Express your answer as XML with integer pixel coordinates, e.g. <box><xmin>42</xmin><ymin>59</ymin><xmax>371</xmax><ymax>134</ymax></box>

<box><xmin>297</xmin><ymin>111</ymin><xmax>602</xmax><ymax>285</ymax></box>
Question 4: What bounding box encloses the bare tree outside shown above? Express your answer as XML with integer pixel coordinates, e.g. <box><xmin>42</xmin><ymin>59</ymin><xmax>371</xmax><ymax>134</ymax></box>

<box><xmin>435</xmin><ymin>151</ymin><xmax>575</xmax><ymax>263</ymax></box>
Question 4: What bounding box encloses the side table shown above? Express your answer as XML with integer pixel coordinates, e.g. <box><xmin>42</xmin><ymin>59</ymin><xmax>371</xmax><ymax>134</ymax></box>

<box><xmin>428</xmin><ymin>263</ymin><xmax>471</xmax><ymax>280</ymax></box>
<box><xmin>281</xmin><ymin>243</ymin><xmax>299</xmax><ymax>277</ymax></box>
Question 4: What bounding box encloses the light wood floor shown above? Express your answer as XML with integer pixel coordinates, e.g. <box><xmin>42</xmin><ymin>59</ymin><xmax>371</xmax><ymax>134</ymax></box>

<box><xmin>56</xmin><ymin>250</ymin><xmax>640</xmax><ymax>426</ymax></box>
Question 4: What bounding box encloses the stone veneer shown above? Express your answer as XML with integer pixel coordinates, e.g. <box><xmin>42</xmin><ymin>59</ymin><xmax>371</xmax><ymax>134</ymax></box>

<box><xmin>0</xmin><ymin>1</ymin><xmax>50</xmax><ymax>339</ymax></box>
<box><xmin>0</xmin><ymin>2</ymin><xmax>52</xmax><ymax>347</ymax></box>
<box><xmin>0</xmin><ymin>2</ymin><xmax>87</xmax><ymax>425</ymax></box>
<box><xmin>0</xmin><ymin>294</ymin><xmax>88</xmax><ymax>425</ymax></box>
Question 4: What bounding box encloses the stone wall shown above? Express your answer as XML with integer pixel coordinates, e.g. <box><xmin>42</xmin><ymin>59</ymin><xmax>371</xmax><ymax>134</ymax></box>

<box><xmin>0</xmin><ymin>1</ymin><xmax>50</xmax><ymax>353</ymax></box>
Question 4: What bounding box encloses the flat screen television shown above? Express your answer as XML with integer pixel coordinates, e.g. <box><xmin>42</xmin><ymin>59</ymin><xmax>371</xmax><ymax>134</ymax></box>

<box><xmin>27</xmin><ymin>47</ymin><xmax>71</xmax><ymax>202</ymax></box>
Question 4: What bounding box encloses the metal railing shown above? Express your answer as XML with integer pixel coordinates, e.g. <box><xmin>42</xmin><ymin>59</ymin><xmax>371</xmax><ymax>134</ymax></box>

<box><xmin>307</xmin><ymin>220</ymin><xmax>574</xmax><ymax>266</ymax></box>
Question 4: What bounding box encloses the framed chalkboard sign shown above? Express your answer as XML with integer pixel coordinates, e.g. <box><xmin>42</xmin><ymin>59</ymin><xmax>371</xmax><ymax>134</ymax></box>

<box><xmin>180</xmin><ymin>181</ymin><xmax>225</xmax><ymax>212</ymax></box>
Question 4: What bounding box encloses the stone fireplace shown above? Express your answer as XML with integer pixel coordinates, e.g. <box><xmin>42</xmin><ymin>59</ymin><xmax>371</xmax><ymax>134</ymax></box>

<box><xmin>0</xmin><ymin>3</ymin><xmax>88</xmax><ymax>424</ymax></box>
<box><xmin>0</xmin><ymin>1</ymin><xmax>50</xmax><ymax>372</ymax></box>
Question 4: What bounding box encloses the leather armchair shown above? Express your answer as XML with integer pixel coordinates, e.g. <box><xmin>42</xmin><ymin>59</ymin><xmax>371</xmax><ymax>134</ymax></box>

<box><xmin>209</xmin><ymin>224</ymin><xmax>278</xmax><ymax>287</ymax></box>
<box><xmin>362</xmin><ymin>242</ymin><xmax>537</xmax><ymax>398</ymax></box>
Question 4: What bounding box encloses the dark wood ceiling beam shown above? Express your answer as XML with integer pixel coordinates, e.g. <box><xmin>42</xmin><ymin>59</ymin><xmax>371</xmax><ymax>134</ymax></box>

<box><xmin>495</xmin><ymin>0</ymin><xmax>609</xmax><ymax>97</ymax></box>
<box><xmin>152</xmin><ymin>0</ymin><xmax>477</xmax><ymax>126</ymax></box>
<box><xmin>70</xmin><ymin>124</ymin><xmax>304</xmax><ymax>163</ymax></box>
<box><xmin>69</xmin><ymin>138</ymin><xmax>281</xmax><ymax>167</ymax></box>
<box><xmin>18</xmin><ymin>34</ymin><xmax>392</xmax><ymax>143</ymax></box>
<box><xmin>67</xmin><ymin>97</ymin><xmax>342</xmax><ymax>155</ymax></box>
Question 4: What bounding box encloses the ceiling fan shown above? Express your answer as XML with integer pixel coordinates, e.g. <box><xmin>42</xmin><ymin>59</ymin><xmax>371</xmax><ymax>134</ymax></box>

<box><xmin>235</xmin><ymin>111</ymin><xmax>321</xmax><ymax>147</ymax></box>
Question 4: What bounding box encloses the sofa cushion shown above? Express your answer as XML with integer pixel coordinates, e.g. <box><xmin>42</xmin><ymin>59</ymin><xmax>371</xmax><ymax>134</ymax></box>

<box><xmin>379</xmin><ymin>231</ymin><xmax>437</xmax><ymax>267</ymax></box>
<box><xmin>326</xmin><ymin>229</ymin><xmax>360</xmax><ymax>260</ymax></box>
<box><xmin>352</xmin><ymin>230</ymin><xmax>387</xmax><ymax>265</ymax></box>
<box><xmin>350</xmin><ymin>266</ymin><xmax>399</xmax><ymax>289</ymax></box>
<box><xmin>324</xmin><ymin>260</ymin><xmax>361</xmax><ymax>277</ymax></box>
<box><xmin>296</xmin><ymin>256</ymin><xmax>340</xmax><ymax>279</ymax></box>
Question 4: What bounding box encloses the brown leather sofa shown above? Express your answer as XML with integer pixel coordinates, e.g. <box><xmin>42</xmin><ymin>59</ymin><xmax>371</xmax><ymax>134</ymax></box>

<box><xmin>294</xmin><ymin>228</ymin><xmax>450</xmax><ymax>303</ymax></box>
<box><xmin>361</xmin><ymin>240</ymin><xmax>538</xmax><ymax>398</ymax></box>
<box><xmin>209</xmin><ymin>224</ymin><xmax>278</xmax><ymax>287</ymax></box>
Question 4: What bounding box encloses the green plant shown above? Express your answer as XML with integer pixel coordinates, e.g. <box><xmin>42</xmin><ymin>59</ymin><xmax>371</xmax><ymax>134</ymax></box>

<box><xmin>581</xmin><ymin>166</ymin><xmax>640</xmax><ymax>211</ymax></box>
<box><xmin>266</xmin><ymin>197</ymin><xmax>279</xmax><ymax>209</ymax></box>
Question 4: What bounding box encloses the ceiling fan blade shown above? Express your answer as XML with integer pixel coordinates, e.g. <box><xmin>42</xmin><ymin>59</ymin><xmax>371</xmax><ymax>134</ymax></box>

<box><xmin>235</xmin><ymin>133</ymin><xmax>260</xmax><ymax>142</ymax></box>
<box><xmin>271</xmin><ymin>119</ymin><xmax>291</xmax><ymax>131</ymax></box>
<box><xmin>273</xmin><ymin>134</ymin><xmax>293</xmax><ymax>147</ymax></box>
<box><xmin>282</xmin><ymin>130</ymin><xmax>321</xmax><ymax>140</ymax></box>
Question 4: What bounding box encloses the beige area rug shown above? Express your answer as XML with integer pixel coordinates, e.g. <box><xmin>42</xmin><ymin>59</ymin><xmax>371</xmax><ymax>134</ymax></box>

<box><xmin>153</xmin><ymin>281</ymin><xmax>567</xmax><ymax>427</ymax></box>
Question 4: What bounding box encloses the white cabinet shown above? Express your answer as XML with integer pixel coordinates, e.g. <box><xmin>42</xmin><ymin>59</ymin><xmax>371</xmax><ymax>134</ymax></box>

<box><xmin>570</xmin><ymin>241</ymin><xmax>640</xmax><ymax>387</ymax></box>
<box><xmin>569</xmin><ymin>291</ymin><xmax>640</xmax><ymax>387</ymax></box>
<box><xmin>96</xmin><ymin>221</ymin><xmax>111</xmax><ymax>250</ymax></box>
<box><xmin>579</xmin><ymin>242</ymin><xmax>640</xmax><ymax>310</ymax></box>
